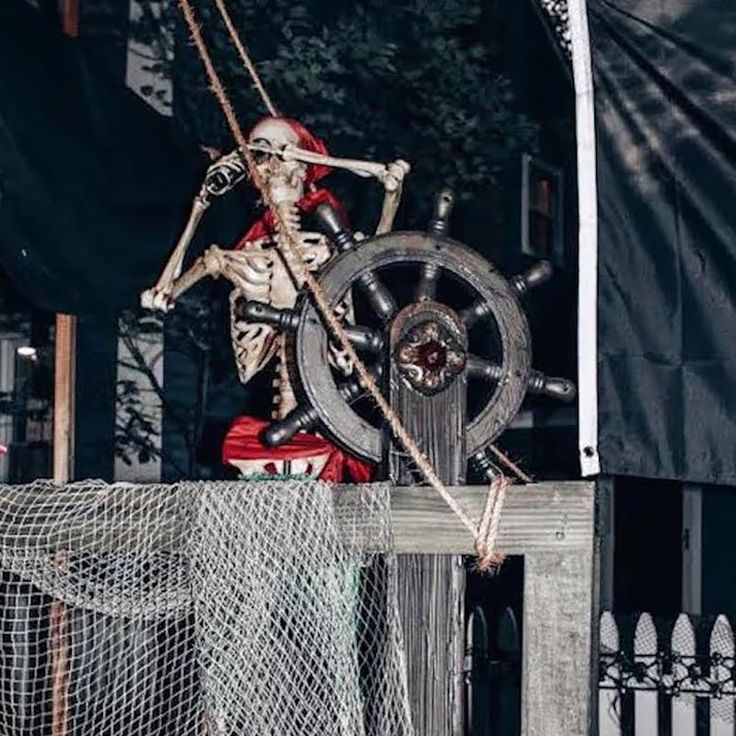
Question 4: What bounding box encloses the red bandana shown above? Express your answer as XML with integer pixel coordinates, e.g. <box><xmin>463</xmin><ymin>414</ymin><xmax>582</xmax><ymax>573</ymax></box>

<box><xmin>234</xmin><ymin>117</ymin><xmax>348</xmax><ymax>249</ymax></box>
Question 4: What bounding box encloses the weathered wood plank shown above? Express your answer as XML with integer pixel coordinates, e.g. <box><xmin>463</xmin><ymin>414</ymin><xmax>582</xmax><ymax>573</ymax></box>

<box><xmin>522</xmin><ymin>549</ymin><xmax>595</xmax><ymax>736</ymax></box>
<box><xmin>388</xmin><ymin>481</ymin><xmax>595</xmax><ymax>554</ymax></box>
<box><xmin>390</xmin><ymin>301</ymin><xmax>468</xmax><ymax>736</ymax></box>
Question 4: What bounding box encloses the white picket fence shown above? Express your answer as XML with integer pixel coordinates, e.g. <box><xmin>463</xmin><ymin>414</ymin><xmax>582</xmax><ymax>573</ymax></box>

<box><xmin>599</xmin><ymin>611</ymin><xmax>736</xmax><ymax>736</ymax></box>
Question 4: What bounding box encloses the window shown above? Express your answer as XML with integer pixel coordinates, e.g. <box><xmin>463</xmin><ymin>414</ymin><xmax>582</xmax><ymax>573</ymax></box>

<box><xmin>521</xmin><ymin>154</ymin><xmax>564</xmax><ymax>265</ymax></box>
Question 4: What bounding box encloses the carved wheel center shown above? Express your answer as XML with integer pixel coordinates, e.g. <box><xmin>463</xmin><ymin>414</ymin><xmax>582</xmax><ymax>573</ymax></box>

<box><xmin>417</xmin><ymin>340</ymin><xmax>447</xmax><ymax>369</ymax></box>
<box><xmin>395</xmin><ymin>320</ymin><xmax>466</xmax><ymax>395</ymax></box>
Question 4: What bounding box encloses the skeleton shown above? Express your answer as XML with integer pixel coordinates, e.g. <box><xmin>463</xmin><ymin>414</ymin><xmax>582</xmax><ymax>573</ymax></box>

<box><xmin>142</xmin><ymin>117</ymin><xmax>410</xmax><ymax>477</ymax></box>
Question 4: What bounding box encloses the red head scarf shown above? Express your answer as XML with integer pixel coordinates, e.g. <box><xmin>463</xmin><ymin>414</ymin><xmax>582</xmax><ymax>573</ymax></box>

<box><xmin>235</xmin><ymin>117</ymin><xmax>347</xmax><ymax>248</ymax></box>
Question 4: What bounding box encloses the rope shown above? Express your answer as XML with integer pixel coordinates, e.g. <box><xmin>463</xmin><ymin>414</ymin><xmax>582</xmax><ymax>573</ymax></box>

<box><xmin>176</xmin><ymin>0</ymin><xmax>512</xmax><ymax>565</ymax></box>
<box><xmin>487</xmin><ymin>444</ymin><xmax>533</xmax><ymax>484</ymax></box>
<box><xmin>474</xmin><ymin>476</ymin><xmax>509</xmax><ymax>572</ymax></box>
<box><xmin>212</xmin><ymin>0</ymin><xmax>279</xmax><ymax>117</ymax></box>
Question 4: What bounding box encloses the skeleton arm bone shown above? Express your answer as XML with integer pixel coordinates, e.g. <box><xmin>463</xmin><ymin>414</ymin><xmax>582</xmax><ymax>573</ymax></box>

<box><xmin>274</xmin><ymin>145</ymin><xmax>410</xmax><ymax>234</ymax></box>
<box><xmin>166</xmin><ymin>246</ymin><xmax>264</xmax><ymax>306</ymax></box>
<box><xmin>142</xmin><ymin>152</ymin><xmax>249</xmax><ymax>311</ymax></box>
<box><xmin>278</xmin><ymin>145</ymin><xmax>410</xmax><ymax>188</ymax></box>
<box><xmin>142</xmin><ymin>191</ymin><xmax>209</xmax><ymax>308</ymax></box>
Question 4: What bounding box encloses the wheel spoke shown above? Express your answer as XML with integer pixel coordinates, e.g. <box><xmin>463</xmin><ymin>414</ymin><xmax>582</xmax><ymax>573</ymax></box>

<box><xmin>357</xmin><ymin>270</ymin><xmax>397</xmax><ymax>323</ymax></box>
<box><xmin>262</xmin><ymin>365</ymin><xmax>384</xmax><ymax>447</ymax></box>
<box><xmin>343</xmin><ymin>324</ymin><xmax>385</xmax><ymax>354</ymax></box>
<box><xmin>414</xmin><ymin>262</ymin><xmax>441</xmax><ymax>302</ymax></box>
<box><xmin>262</xmin><ymin>402</ymin><xmax>320</xmax><ymax>447</ymax></box>
<box><xmin>467</xmin><ymin>355</ymin><xmax>503</xmax><ymax>382</ymax></box>
<box><xmin>527</xmin><ymin>370</ymin><xmax>576</xmax><ymax>401</ymax></box>
<box><xmin>234</xmin><ymin>300</ymin><xmax>299</xmax><ymax>331</ymax></box>
<box><xmin>460</xmin><ymin>298</ymin><xmax>492</xmax><ymax>329</ymax></box>
<box><xmin>511</xmin><ymin>260</ymin><xmax>552</xmax><ymax>295</ymax></box>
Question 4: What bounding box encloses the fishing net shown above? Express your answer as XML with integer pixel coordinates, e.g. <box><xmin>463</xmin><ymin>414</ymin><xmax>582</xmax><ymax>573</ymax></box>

<box><xmin>0</xmin><ymin>479</ymin><xmax>414</xmax><ymax>736</ymax></box>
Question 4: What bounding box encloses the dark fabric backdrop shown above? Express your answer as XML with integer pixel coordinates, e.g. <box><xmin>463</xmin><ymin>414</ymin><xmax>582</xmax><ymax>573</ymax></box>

<box><xmin>0</xmin><ymin>2</ymin><xmax>242</xmax><ymax>315</ymax></box>
<box><xmin>591</xmin><ymin>0</ymin><xmax>736</xmax><ymax>484</ymax></box>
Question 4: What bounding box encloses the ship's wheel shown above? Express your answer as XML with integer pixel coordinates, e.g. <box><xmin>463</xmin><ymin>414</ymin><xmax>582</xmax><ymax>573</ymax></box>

<box><xmin>235</xmin><ymin>189</ymin><xmax>575</xmax><ymax>471</ymax></box>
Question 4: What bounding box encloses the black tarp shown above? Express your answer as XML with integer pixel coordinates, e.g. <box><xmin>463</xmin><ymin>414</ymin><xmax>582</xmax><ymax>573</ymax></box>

<box><xmin>0</xmin><ymin>2</ymin><xmax>241</xmax><ymax>314</ymax></box>
<box><xmin>591</xmin><ymin>0</ymin><xmax>736</xmax><ymax>485</ymax></box>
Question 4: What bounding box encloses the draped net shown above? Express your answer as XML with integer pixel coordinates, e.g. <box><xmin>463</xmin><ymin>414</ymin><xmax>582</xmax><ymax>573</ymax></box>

<box><xmin>0</xmin><ymin>480</ymin><xmax>413</xmax><ymax>736</ymax></box>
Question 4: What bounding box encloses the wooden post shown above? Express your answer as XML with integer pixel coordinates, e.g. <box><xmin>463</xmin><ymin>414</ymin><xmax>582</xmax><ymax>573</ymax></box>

<box><xmin>389</xmin><ymin>300</ymin><xmax>468</xmax><ymax>736</ymax></box>
<box><xmin>53</xmin><ymin>0</ymin><xmax>79</xmax><ymax>485</ymax></box>
<box><xmin>682</xmin><ymin>484</ymin><xmax>703</xmax><ymax>615</ymax></box>
<box><xmin>522</xmin><ymin>550</ymin><xmax>596</xmax><ymax>735</ymax></box>
<box><xmin>53</xmin><ymin>314</ymin><xmax>76</xmax><ymax>483</ymax></box>
<box><xmin>51</xmin><ymin>10</ymin><xmax>78</xmax><ymax>736</ymax></box>
<box><xmin>60</xmin><ymin>0</ymin><xmax>79</xmax><ymax>37</ymax></box>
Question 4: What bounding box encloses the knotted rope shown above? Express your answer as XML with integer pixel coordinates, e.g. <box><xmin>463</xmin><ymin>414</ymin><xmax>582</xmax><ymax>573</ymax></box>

<box><xmin>475</xmin><ymin>476</ymin><xmax>510</xmax><ymax>572</ymax></box>
<box><xmin>176</xmin><ymin>0</ymin><xmax>514</xmax><ymax>567</ymax></box>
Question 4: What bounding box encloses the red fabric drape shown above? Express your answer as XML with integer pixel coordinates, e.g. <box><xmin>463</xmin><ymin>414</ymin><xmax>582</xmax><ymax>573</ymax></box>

<box><xmin>222</xmin><ymin>416</ymin><xmax>373</xmax><ymax>483</ymax></box>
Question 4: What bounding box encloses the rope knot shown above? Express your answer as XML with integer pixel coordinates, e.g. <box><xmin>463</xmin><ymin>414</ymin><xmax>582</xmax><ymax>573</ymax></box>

<box><xmin>474</xmin><ymin>475</ymin><xmax>511</xmax><ymax>573</ymax></box>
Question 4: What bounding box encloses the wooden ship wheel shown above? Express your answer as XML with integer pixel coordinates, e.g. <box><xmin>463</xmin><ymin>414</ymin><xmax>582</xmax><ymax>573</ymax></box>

<box><xmin>234</xmin><ymin>189</ymin><xmax>575</xmax><ymax>475</ymax></box>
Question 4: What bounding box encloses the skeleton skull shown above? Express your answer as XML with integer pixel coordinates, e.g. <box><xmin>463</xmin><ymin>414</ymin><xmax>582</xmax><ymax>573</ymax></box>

<box><xmin>248</xmin><ymin>118</ymin><xmax>308</xmax><ymax>206</ymax></box>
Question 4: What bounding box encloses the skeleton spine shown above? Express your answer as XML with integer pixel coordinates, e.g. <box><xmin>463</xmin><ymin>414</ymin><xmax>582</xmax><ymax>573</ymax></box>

<box><xmin>271</xmin><ymin>202</ymin><xmax>302</xmax><ymax>420</ymax></box>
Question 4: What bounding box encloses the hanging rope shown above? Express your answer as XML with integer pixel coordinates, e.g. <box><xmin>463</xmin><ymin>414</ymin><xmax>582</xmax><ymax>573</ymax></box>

<box><xmin>212</xmin><ymin>0</ymin><xmax>279</xmax><ymax>117</ymax></box>
<box><xmin>176</xmin><ymin>0</ymin><xmax>511</xmax><ymax>566</ymax></box>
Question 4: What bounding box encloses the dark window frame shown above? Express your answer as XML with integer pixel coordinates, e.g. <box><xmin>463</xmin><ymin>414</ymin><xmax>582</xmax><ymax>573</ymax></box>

<box><xmin>520</xmin><ymin>154</ymin><xmax>564</xmax><ymax>266</ymax></box>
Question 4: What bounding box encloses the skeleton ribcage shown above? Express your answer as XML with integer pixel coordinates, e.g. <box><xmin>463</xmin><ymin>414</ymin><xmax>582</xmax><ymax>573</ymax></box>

<box><xmin>226</xmin><ymin>232</ymin><xmax>352</xmax><ymax>400</ymax></box>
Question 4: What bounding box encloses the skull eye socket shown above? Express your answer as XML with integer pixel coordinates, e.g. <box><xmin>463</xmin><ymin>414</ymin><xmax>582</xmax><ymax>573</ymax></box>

<box><xmin>251</xmin><ymin>137</ymin><xmax>274</xmax><ymax>165</ymax></box>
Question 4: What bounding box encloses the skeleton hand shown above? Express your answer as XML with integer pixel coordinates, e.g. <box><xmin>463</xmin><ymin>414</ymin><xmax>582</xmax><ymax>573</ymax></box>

<box><xmin>141</xmin><ymin>285</ymin><xmax>174</xmax><ymax>312</ymax></box>
<box><xmin>380</xmin><ymin>159</ymin><xmax>411</xmax><ymax>192</ymax></box>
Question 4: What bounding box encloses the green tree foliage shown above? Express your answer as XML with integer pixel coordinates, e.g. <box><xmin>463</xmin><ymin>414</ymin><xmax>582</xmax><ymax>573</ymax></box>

<box><xmin>110</xmin><ymin>0</ymin><xmax>541</xmax><ymax>478</ymax></box>
<box><xmin>132</xmin><ymin>0</ymin><xmax>537</xmax><ymax>223</ymax></box>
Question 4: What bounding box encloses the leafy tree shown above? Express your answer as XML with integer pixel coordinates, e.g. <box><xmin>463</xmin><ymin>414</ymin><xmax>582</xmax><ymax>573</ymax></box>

<box><xmin>126</xmin><ymin>0</ymin><xmax>538</xmax><ymax>223</ymax></box>
<box><xmin>92</xmin><ymin>0</ymin><xmax>542</xmax><ymax>478</ymax></box>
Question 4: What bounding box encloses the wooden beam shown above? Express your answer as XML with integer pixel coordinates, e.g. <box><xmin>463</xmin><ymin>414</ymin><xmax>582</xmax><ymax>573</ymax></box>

<box><xmin>53</xmin><ymin>314</ymin><xmax>76</xmax><ymax>484</ymax></box>
<box><xmin>387</xmin><ymin>481</ymin><xmax>595</xmax><ymax>554</ymax></box>
<box><xmin>60</xmin><ymin>0</ymin><xmax>79</xmax><ymax>37</ymax></box>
